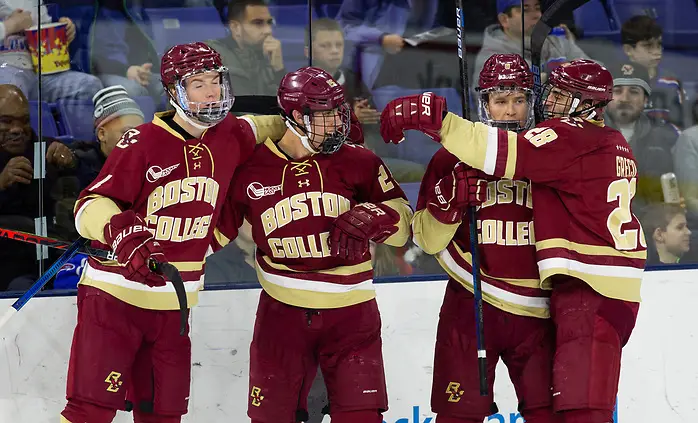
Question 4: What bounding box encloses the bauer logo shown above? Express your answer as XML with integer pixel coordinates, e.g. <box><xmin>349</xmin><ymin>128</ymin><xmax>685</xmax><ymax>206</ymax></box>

<box><xmin>247</xmin><ymin>182</ymin><xmax>282</xmax><ymax>200</ymax></box>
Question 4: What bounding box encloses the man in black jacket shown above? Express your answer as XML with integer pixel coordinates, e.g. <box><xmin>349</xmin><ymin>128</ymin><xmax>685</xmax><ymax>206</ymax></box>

<box><xmin>0</xmin><ymin>84</ymin><xmax>79</xmax><ymax>291</ymax></box>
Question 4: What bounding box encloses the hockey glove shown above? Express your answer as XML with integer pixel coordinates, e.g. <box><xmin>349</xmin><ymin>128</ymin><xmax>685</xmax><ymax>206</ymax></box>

<box><xmin>330</xmin><ymin>202</ymin><xmax>400</xmax><ymax>261</ymax></box>
<box><xmin>104</xmin><ymin>210</ymin><xmax>167</xmax><ymax>287</ymax></box>
<box><xmin>427</xmin><ymin>163</ymin><xmax>488</xmax><ymax>225</ymax></box>
<box><xmin>380</xmin><ymin>92</ymin><xmax>447</xmax><ymax>144</ymax></box>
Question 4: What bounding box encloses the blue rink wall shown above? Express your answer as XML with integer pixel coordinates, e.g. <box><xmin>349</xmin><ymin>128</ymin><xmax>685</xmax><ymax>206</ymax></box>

<box><xmin>1</xmin><ymin>267</ymin><xmax>695</xmax><ymax>423</ymax></box>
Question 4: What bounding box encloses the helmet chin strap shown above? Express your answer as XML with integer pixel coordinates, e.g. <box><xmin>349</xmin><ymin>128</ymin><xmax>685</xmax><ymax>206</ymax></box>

<box><xmin>170</xmin><ymin>99</ymin><xmax>215</xmax><ymax>130</ymax></box>
<box><xmin>284</xmin><ymin>115</ymin><xmax>319</xmax><ymax>155</ymax></box>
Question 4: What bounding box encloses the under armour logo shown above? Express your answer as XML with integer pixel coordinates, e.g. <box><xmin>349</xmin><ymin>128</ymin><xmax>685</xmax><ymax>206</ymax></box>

<box><xmin>194</xmin><ymin>162</ymin><xmax>202</xmax><ymax>170</ymax></box>
<box><xmin>298</xmin><ymin>179</ymin><xmax>310</xmax><ymax>187</ymax></box>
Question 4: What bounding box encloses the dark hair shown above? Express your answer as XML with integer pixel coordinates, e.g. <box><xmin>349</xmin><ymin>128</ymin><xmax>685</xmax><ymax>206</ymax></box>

<box><xmin>304</xmin><ymin>18</ymin><xmax>343</xmax><ymax>46</ymax></box>
<box><xmin>621</xmin><ymin>15</ymin><xmax>663</xmax><ymax>46</ymax></box>
<box><xmin>640</xmin><ymin>203</ymin><xmax>685</xmax><ymax>240</ymax></box>
<box><xmin>227</xmin><ymin>0</ymin><xmax>268</xmax><ymax>23</ymax></box>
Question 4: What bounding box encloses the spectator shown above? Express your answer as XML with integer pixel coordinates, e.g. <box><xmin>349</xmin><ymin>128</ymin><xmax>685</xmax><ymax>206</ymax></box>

<box><xmin>70</xmin><ymin>85</ymin><xmax>144</xmax><ymax>189</ymax></box>
<box><xmin>473</xmin><ymin>0</ymin><xmax>589</xmax><ymax>90</ymax></box>
<box><xmin>673</xmin><ymin>117</ymin><xmax>698</xmax><ymax>220</ymax></box>
<box><xmin>304</xmin><ymin>18</ymin><xmax>425</xmax><ymax>182</ymax></box>
<box><xmin>621</xmin><ymin>15</ymin><xmax>687</xmax><ymax>128</ymax></box>
<box><xmin>641</xmin><ymin>203</ymin><xmax>691</xmax><ymax>265</ymax></box>
<box><xmin>605</xmin><ymin>61</ymin><xmax>677</xmax><ymax>216</ymax></box>
<box><xmin>90</xmin><ymin>1</ymin><xmax>163</xmax><ymax>101</ymax></box>
<box><xmin>206</xmin><ymin>0</ymin><xmax>285</xmax><ymax>96</ymax></box>
<box><xmin>0</xmin><ymin>84</ymin><xmax>79</xmax><ymax>290</ymax></box>
<box><xmin>337</xmin><ymin>0</ymin><xmax>441</xmax><ymax>88</ymax></box>
<box><xmin>0</xmin><ymin>0</ymin><xmax>103</xmax><ymax>101</ymax></box>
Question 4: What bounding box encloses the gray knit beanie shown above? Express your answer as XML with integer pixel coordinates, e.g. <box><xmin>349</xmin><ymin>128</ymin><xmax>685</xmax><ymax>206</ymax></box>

<box><xmin>93</xmin><ymin>85</ymin><xmax>144</xmax><ymax>131</ymax></box>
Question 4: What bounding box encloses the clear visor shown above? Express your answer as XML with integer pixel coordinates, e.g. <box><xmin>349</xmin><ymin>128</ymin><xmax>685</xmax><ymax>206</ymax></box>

<box><xmin>478</xmin><ymin>86</ymin><xmax>534</xmax><ymax>132</ymax></box>
<box><xmin>172</xmin><ymin>67</ymin><xmax>234</xmax><ymax>126</ymax></box>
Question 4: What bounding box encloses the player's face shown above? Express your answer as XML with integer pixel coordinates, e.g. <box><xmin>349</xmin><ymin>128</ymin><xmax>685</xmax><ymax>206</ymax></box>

<box><xmin>607</xmin><ymin>85</ymin><xmax>646</xmax><ymax>125</ymax></box>
<box><xmin>543</xmin><ymin>86</ymin><xmax>572</xmax><ymax>117</ymax></box>
<box><xmin>309</xmin><ymin>30</ymin><xmax>345</xmax><ymax>74</ymax></box>
<box><xmin>499</xmin><ymin>0</ymin><xmax>541</xmax><ymax>37</ymax></box>
<box><xmin>486</xmin><ymin>90</ymin><xmax>529</xmax><ymax>126</ymax></box>
<box><xmin>624</xmin><ymin>37</ymin><xmax>663</xmax><ymax>69</ymax></box>
<box><xmin>98</xmin><ymin>114</ymin><xmax>145</xmax><ymax>157</ymax></box>
<box><xmin>229</xmin><ymin>5</ymin><xmax>274</xmax><ymax>48</ymax></box>
<box><xmin>183</xmin><ymin>71</ymin><xmax>222</xmax><ymax>104</ymax></box>
<box><xmin>308</xmin><ymin>108</ymin><xmax>343</xmax><ymax>149</ymax></box>
<box><xmin>0</xmin><ymin>95</ymin><xmax>31</xmax><ymax>156</ymax></box>
<box><xmin>658</xmin><ymin>213</ymin><xmax>691</xmax><ymax>257</ymax></box>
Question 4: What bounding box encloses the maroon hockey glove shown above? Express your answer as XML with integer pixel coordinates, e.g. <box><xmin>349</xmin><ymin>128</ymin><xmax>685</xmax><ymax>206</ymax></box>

<box><xmin>380</xmin><ymin>92</ymin><xmax>447</xmax><ymax>144</ymax></box>
<box><xmin>104</xmin><ymin>210</ymin><xmax>167</xmax><ymax>287</ymax></box>
<box><xmin>427</xmin><ymin>163</ymin><xmax>488</xmax><ymax>225</ymax></box>
<box><xmin>330</xmin><ymin>202</ymin><xmax>400</xmax><ymax>261</ymax></box>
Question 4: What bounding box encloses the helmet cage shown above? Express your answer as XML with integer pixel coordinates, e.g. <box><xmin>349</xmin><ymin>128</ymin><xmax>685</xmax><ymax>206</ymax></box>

<box><xmin>169</xmin><ymin>66</ymin><xmax>234</xmax><ymax>126</ymax></box>
<box><xmin>282</xmin><ymin>100</ymin><xmax>351</xmax><ymax>155</ymax></box>
<box><xmin>477</xmin><ymin>85</ymin><xmax>535</xmax><ymax>132</ymax></box>
<box><xmin>536</xmin><ymin>83</ymin><xmax>610</xmax><ymax>121</ymax></box>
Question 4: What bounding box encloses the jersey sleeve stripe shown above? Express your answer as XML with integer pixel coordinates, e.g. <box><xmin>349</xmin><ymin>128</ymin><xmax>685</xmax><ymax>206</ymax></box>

<box><xmin>239</xmin><ymin>116</ymin><xmax>258</xmax><ymax>140</ymax></box>
<box><xmin>410</xmin><ymin>209</ymin><xmax>460</xmax><ymax>255</ymax></box>
<box><xmin>483</xmin><ymin>125</ymin><xmax>499</xmax><ymax>175</ymax></box>
<box><xmin>538</xmin><ymin>257</ymin><xmax>644</xmax><ymax>279</ymax></box>
<box><xmin>503</xmin><ymin>130</ymin><xmax>518</xmax><ymax>179</ymax></box>
<box><xmin>537</xmin><ymin>238</ymin><xmax>647</xmax><ymax>259</ymax></box>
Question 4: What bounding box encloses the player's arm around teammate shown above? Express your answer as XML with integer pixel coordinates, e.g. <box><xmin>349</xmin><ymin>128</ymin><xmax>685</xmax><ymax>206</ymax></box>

<box><xmin>215</xmin><ymin>66</ymin><xmax>412</xmax><ymax>423</ymax></box>
<box><xmin>412</xmin><ymin>54</ymin><xmax>560</xmax><ymax>423</ymax></box>
<box><xmin>383</xmin><ymin>59</ymin><xmax>646</xmax><ymax>423</ymax></box>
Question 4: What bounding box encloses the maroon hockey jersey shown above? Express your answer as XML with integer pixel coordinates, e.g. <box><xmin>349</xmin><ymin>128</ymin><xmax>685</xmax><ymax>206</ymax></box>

<box><xmin>216</xmin><ymin>139</ymin><xmax>413</xmax><ymax>309</ymax></box>
<box><xmin>412</xmin><ymin>148</ymin><xmax>548</xmax><ymax>318</ymax></box>
<box><xmin>73</xmin><ymin>112</ymin><xmax>286</xmax><ymax>310</ymax></box>
<box><xmin>439</xmin><ymin>115</ymin><xmax>647</xmax><ymax>302</ymax></box>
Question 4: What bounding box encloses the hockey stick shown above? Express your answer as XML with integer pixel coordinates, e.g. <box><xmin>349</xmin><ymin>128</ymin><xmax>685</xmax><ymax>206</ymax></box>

<box><xmin>531</xmin><ymin>0</ymin><xmax>592</xmax><ymax>123</ymax></box>
<box><xmin>0</xmin><ymin>228</ymin><xmax>189</xmax><ymax>336</ymax></box>
<box><xmin>455</xmin><ymin>2</ymin><xmax>488</xmax><ymax>397</ymax></box>
<box><xmin>0</xmin><ymin>237</ymin><xmax>88</xmax><ymax>331</ymax></box>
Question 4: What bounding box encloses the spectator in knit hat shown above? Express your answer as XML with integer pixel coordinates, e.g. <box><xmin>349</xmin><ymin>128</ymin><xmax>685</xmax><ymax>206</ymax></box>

<box><xmin>70</xmin><ymin>85</ymin><xmax>144</xmax><ymax>189</ymax></box>
<box><xmin>605</xmin><ymin>61</ymin><xmax>678</xmax><ymax>216</ymax></box>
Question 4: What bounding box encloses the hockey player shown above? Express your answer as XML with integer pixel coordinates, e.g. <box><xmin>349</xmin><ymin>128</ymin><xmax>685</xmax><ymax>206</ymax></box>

<box><xmin>214</xmin><ymin>66</ymin><xmax>413</xmax><ymax>423</ymax></box>
<box><xmin>412</xmin><ymin>54</ymin><xmax>558</xmax><ymax>423</ymax></box>
<box><xmin>60</xmin><ymin>42</ymin><xmax>286</xmax><ymax>423</ymax></box>
<box><xmin>381</xmin><ymin>59</ymin><xmax>647</xmax><ymax>423</ymax></box>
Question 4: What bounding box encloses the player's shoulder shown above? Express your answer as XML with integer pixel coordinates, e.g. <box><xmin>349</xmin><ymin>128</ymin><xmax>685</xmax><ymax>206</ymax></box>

<box><xmin>428</xmin><ymin>147</ymin><xmax>461</xmax><ymax>169</ymax></box>
<box><xmin>335</xmin><ymin>142</ymin><xmax>380</xmax><ymax>161</ymax></box>
<box><xmin>110</xmin><ymin>121</ymin><xmax>159</xmax><ymax>153</ymax></box>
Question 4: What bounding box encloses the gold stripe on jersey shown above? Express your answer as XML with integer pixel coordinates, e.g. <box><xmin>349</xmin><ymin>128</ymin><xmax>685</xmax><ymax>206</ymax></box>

<box><xmin>504</xmin><ymin>130</ymin><xmax>518</xmax><ymax>180</ymax></box>
<box><xmin>439</xmin><ymin>113</ymin><xmax>490</xmax><ymax>174</ymax></box>
<box><xmin>241</xmin><ymin>115</ymin><xmax>287</xmax><ymax>143</ymax></box>
<box><xmin>536</xmin><ymin>238</ymin><xmax>647</xmax><ymax>259</ymax></box>
<box><xmin>256</xmin><ymin>263</ymin><xmax>375</xmax><ymax>309</ymax></box>
<box><xmin>411</xmin><ymin>208</ymin><xmax>460</xmax><ymax>254</ymax></box>
<box><xmin>381</xmin><ymin>198</ymin><xmax>414</xmax><ymax>247</ymax></box>
<box><xmin>314</xmin><ymin>160</ymin><xmax>325</xmax><ymax>192</ymax></box>
<box><xmin>448</xmin><ymin>242</ymin><xmax>542</xmax><ymax>288</ymax></box>
<box><xmin>260</xmin><ymin>255</ymin><xmax>372</xmax><ymax>276</ymax></box>
<box><xmin>437</xmin><ymin>246</ymin><xmax>549</xmax><ymax>318</ymax></box>
<box><xmin>203</xmin><ymin>143</ymin><xmax>215</xmax><ymax>176</ymax></box>
<box><xmin>152</xmin><ymin>112</ymin><xmax>186</xmax><ymax>141</ymax></box>
<box><xmin>265</xmin><ymin>138</ymin><xmax>288</xmax><ymax>160</ymax></box>
<box><xmin>79</xmin><ymin>264</ymin><xmax>202</xmax><ymax>310</ymax></box>
<box><xmin>213</xmin><ymin>227</ymin><xmax>231</xmax><ymax>248</ymax></box>
<box><xmin>74</xmin><ymin>194</ymin><xmax>122</xmax><ymax>244</ymax></box>
<box><xmin>537</xmin><ymin>260</ymin><xmax>642</xmax><ymax>302</ymax></box>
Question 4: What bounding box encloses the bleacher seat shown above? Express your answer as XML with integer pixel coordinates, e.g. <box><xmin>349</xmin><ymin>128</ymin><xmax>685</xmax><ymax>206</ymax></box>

<box><xmin>321</xmin><ymin>4</ymin><xmax>340</xmax><ymax>19</ymax></box>
<box><xmin>145</xmin><ymin>7</ymin><xmax>228</xmax><ymax>55</ymax></box>
<box><xmin>29</xmin><ymin>101</ymin><xmax>60</xmax><ymax>138</ymax></box>
<box><xmin>573</xmin><ymin>0</ymin><xmax>621</xmax><ymax>40</ymax></box>
<box><xmin>371</xmin><ymin>86</ymin><xmax>462</xmax><ymax>165</ymax></box>
<box><xmin>56</xmin><ymin>100</ymin><xmax>95</xmax><ymax>142</ymax></box>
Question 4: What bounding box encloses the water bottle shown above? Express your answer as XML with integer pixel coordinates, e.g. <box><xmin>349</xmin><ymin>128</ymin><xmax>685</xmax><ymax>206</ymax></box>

<box><xmin>550</xmin><ymin>27</ymin><xmax>566</xmax><ymax>37</ymax></box>
<box><xmin>660</xmin><ymin>173</ymin><xmax>681</xmax><ymax>204</ymax></box>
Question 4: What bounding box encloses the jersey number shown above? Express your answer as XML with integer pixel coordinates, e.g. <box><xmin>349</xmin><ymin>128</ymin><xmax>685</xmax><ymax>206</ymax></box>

<box><xmin>524</xmin><ymin>127</ymin><xmax>558</xmax><ymax>147</ymax></box>
<box><xmin>606</xmin><ymin>178</ymin><xmax>646</xmax><ymax>250</ymax></box>
<box><xmin>378</xmin><ymin>165</ymin><xmax>395</xmax><ymax>193</ymax></box>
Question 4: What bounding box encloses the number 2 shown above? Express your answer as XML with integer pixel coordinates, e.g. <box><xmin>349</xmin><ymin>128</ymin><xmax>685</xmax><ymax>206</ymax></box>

<box><xmin>524</xmin><ymin>127</ymin><xmax>558</xmax><ymax>147</ymax></box>
<box><xmin>606</xmin><ymin>178</ymin><xmax>646</xmax><ymax>250</ymax></box>
<box><xmin>378</xmin><ymin>165</ymin><xmax>395</xmax><ymax>193</ymax></box>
